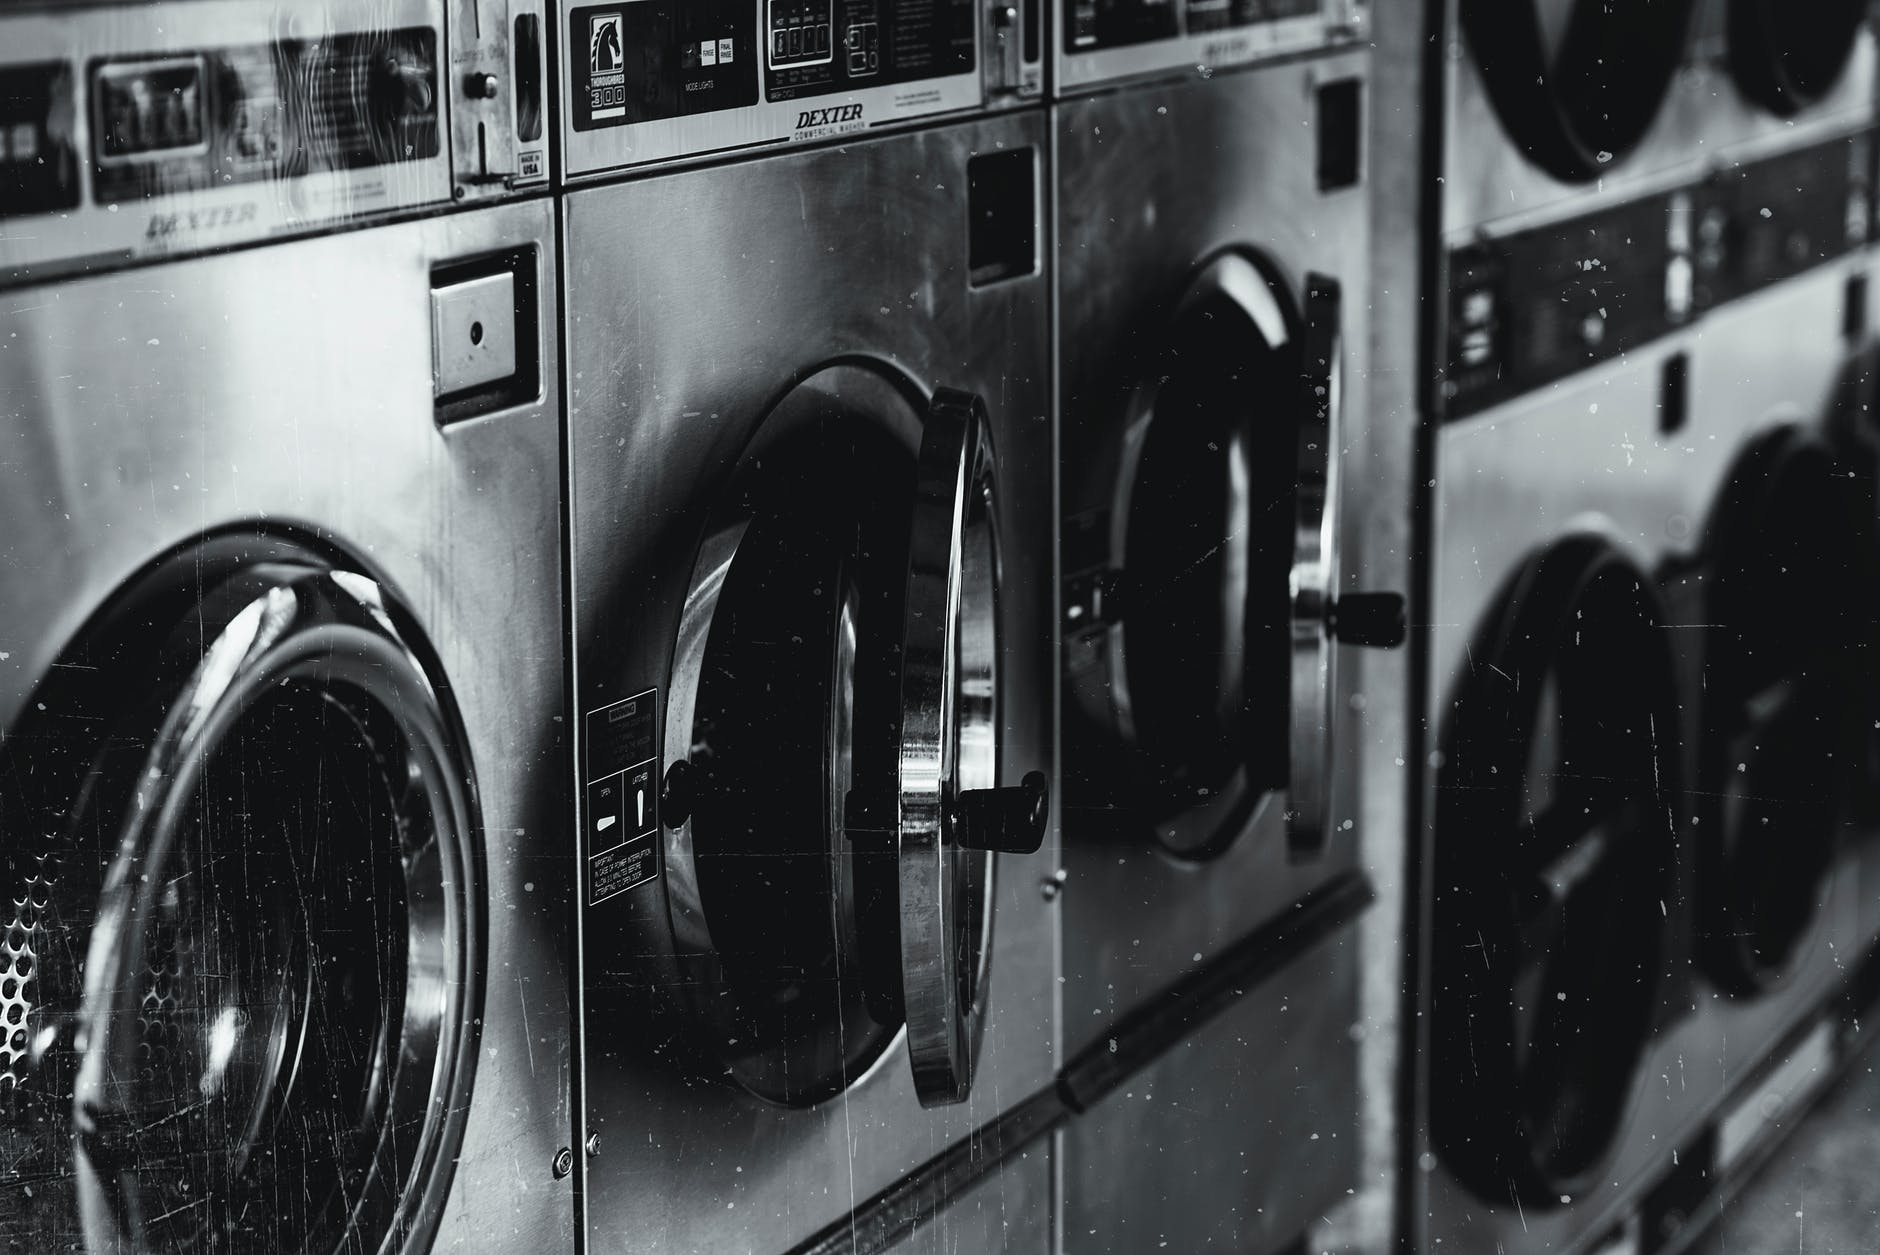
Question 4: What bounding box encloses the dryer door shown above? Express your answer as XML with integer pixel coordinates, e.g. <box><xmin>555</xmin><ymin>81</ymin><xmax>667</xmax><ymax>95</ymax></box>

<box><xmin>1699</xmin><ymin>425</ymin><xmax>1873</xmax><ymax>993</ymax></box>
<box><xmin>1430</xmin><ymin>535</ymin><xmax>1681</xmax><ymax>1207</ymax></box>
<box><xmin>1461</xmin><ymin>0</ymin><xmax>1697</xmax><ymax>181</ymax></box>
<box><xmin>0</xmin><ymin>540</ymin><xmax>479</xmax><ymax>1255</ymax></box>
<box><xmin>1728</xmin><ymin>0</ymin><xmax>1867</xmax><ymax>115</ymax></box>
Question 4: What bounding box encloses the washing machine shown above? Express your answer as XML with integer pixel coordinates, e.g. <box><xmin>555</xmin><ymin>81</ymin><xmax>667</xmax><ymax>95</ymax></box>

<box><xmin>0</xmin><ymin>187</ymin><xmax>568</xmax><ymax>1255</ymax></box>
<box><xmin>1408</xmin><ymin>2</ymin><xmax>1880</xmax><ymax>1251</ymax></box>
<box><xmin>556</xmin><ymin>0</ymin><xmax>1041</xmax><ymax>184</ymax></box>
<box><xmin>564</xmin><ymin>110</ymin><xmax>1057</xmax><ymax>1254</ymax></box>
<box><xmin>1054</xmin><ymin>31</ymin><xmax>1405</xmax><ymax>1253</ymax></box>
<box><xmin>0</xmin><ymin>5</ymin><xmax>570</xmax><ymax>1252</ymax></box>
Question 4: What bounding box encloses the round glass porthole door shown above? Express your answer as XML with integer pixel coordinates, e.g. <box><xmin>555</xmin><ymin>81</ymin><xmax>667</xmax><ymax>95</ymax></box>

<box><xmin>0</xmin><ymin>538</ymin><xmax>480</xmax><ymax>1255</ymax></box>
<box><xmin>1699</xmin><ymin>427</ymin><xmax>1871</xmax><ymax>993</ymax></box>
<box><xmin>661</xmin><ymin>365</ymin><xmax>1045</xmax><ymax>1110</ymax></box>
<box><xmin>1430</xmin><ymin>536</ymin><xmax>1681</xmax><ymax>1206</ymax></box>
<box><xmin>1728</xmin><ymin>0</ymin><xmax>1867</xmax><ymax>116</ymax></box>
<box><xmin>1091</xmin><ymin>255</ymin><xmax>1371</xmax><ymax>861</ymax></box>
<box><xmin>1462</xmin><ymin>0</ymin><xmax>1698</xmax><ymax>181</ymax></box>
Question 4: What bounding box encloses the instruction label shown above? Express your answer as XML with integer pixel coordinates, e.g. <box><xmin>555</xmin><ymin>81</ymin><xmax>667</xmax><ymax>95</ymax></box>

<box><xmin>585</xmin><ymin>689</ymin><xmax>660</xmax><ymax>905</ymax></box>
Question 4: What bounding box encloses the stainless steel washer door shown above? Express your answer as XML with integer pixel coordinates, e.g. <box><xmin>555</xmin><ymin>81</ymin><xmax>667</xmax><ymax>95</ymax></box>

<box><xmin>659</xmin><ymin>364</ymin><xmax>1044</xmax><ymax>1111</ymax></box>
<box><xmin>0</xmin><ymin>536</ymin><xmax>481</xmax><ymax>1255</ymax></box>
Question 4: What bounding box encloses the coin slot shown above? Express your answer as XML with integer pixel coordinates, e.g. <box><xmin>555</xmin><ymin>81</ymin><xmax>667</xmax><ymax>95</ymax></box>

<box><xmin>967</xmin><ymin>147</ymin><xmax>1038</xmax><ymax>287</ymax></box>
<box><xmin>1315</xmin><ymin>78</ymin><xmax>1362</xmax><ymax>192</ymax></box>
<box><xmin>515</xmin><ymin>12</ymin><xmax>544</xmax><ymax>142</ymax></box>
<box><xmin>1658</xmin><ymin>351</ymin><xmax>1688</xmax><ymax>436</ymax></box>
<box><xmin>431</xmin><ymin>246</ymin><xmax>540</xmax><ymax>426</ymax></box>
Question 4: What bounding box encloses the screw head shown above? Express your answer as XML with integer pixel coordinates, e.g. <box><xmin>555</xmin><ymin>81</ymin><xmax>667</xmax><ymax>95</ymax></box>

<box><xmin>552</xmin><ymin>1147</ymin><xmax>575</xmax><ymax>1179</ymax></box>
<box><xmin>585</xmin><ymin>1133</ymin><xmax>602</xmax><ymax>1158</ymax></box>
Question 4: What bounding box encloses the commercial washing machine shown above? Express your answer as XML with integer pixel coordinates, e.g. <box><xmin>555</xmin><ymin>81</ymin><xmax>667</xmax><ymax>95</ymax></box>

<box><xmin>1055</xmin><ymin>25</ymin><xmax>1404</xmax><ymax>1253</ymax></box>
<box><xmin>564</xmin><ymin>110</ymin><xmax>1057</xmax><ymax>1255</ymax></box>
<box><xmin>556</xmin><ymin>0</ymin><xmax>1040</xmax><ymax>183</ymax></box>
<box><xmin>1409</xmin><ymin>2</ymin><xmax>1880</xmax><ymax>1251</ymax></box>
<box><xmin>0</xmin><ymin>5</ymin><xmax>570</xmax><ymax>1252</ymax></box>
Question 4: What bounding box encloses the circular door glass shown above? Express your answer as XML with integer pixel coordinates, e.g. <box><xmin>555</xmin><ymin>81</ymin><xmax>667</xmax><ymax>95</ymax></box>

<box><xmin>1463</xmin><ymin>0</ymin><xmax>1697</xmax><ymax>181</ymax></box>
<box><xmin>1431</xmin><ymin>539</ymin><xmax>1680</xmax><ymax>1206</ymax></box>
<box><xmin>0</xmin><ymin>548</ymin><xmax>477</xmax><ymax>1255</ymax></box>
<box><xmin>1701</xmin><ymin>429</ymin><xmax>1869</xmax><ymax>991</ymax></box>
<box><xmin>673</xmin><ymin>365</ymin><xmax>999</xmax><ymax>1108</ymax></box>
<box><xmin>1729</xmin><ymin>0</ymin><xmax>1866</xmax><ymax>115</ymax></box>
<box><xmin>1118</xmin><ymin>256</ymin><xmax>1300</xmax><ymax>854</ymax></box>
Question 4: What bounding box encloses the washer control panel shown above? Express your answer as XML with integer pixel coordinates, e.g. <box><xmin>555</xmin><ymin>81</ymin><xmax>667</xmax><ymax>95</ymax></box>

<box><xmin>0</xmin><ymin>0</ymin><xmax>547</xmax><ymax>286</ymax></box>
<box><xmin>562</xmin><ymin>0</ymin><xmax>1039</xmax><ymax>178</ymax></box>
<box><xmin>1442</xmin><ymin>129</ymin><xmax>1877</xmax><ymax>420</ymax></box>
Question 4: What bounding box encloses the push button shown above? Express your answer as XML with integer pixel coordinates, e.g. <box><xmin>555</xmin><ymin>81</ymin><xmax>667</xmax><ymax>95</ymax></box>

<box><xmin>431</xmin><ymin>270</ymin><xmax>518</xmax><ymax>398</ymax></box>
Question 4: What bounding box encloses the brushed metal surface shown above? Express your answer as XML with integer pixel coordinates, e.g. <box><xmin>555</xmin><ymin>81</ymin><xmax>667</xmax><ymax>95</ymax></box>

<box><xmin>1055</xmin><ymin>50</ymin><xmax>1371</xmax><ymax>1044</ymax></box>
<box><xmin>1441</xmin><ymin>0</ymin><xmax>1878</xmax><ymax>243</ymax></box>
<box><xmin>1418</xmin><ymin>258</ymin><xmax>1869</xmax><ymax>1254</ymax></box>
<box><xmin>565</xmin><ymin>111</ymin><xmax>1055</xmax><ymax>1254</ymax></box>
<box><xmin>1054</xmin><ymin>53</ymin><xmax>1370</xmax><ymax>1255</ymax></box>
<box><xmin>1061</xmin><ymin>924</ymin><xmax>1360</xmax><ymax>1254</ymax></box>
<box><xmin>0</xmin><ymin>199</ymin><xmax>574</xmax><ymax>1255</ymax></box>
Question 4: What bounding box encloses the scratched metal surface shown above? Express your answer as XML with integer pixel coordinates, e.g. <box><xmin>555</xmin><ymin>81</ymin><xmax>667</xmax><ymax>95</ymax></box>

<box><xmin>0</xmin><ymin>199</ymin><xmax>574</xmax><ymax>1254</ymax></box>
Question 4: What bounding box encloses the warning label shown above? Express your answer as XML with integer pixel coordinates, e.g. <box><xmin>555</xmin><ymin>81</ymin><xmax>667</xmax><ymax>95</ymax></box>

<box><xmin>586</xmin><ymin>690</ymin><xmax>660</xmax><ymax>905</ymax></box>
<box><xmin>591</xmin><ymin>832</ymin><xmax>659</xmax><ymax>902</ymax></box>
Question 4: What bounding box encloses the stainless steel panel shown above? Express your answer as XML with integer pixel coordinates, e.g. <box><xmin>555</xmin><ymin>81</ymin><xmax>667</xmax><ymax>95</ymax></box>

<box><xmin>0</xmin><ymin>199</ymin><xmax>574</xmax><ymax>1255</ymax></box>
<box><xmin>885</xmin><ymin>1151</ymin><xmax>1055</xmax><ymax>1255</ymax></box>
<box><xmin>1061</xmin><ymin>924</ymin><xmax>1361</xmax><ymax>1254</ymax></box>
<box><xmin>1417</xmin><ymin>259</ymin><xmax>1868</xmax><ymax>1253</ymax></box>
<box><xmin>1055</xmin><ymin>50</ymin><xmax>1371</xmax><ymax>1046</ymax></box>
<box><xmin>1055</xmin><ymin>51</ymin><xmax>1372</xmax><ymax>1255</ymax></box>
<box><xmin>565</xmin><ymin>110</ymin><xmax>1056</xmax><ymax>1253</ymax></box>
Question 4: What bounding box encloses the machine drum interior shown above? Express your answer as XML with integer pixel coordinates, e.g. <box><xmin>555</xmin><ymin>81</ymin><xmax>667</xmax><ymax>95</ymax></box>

<box><xmin>1119</xmin><ymin>263</ymin><xmax>1300</xmax><ymax>855</ymax></box>
<box><xmin>1431</xmin><ymin>536</ymin><xmax>1681</xmax><ymax>1206</ymax></box>
<box><xmin>0</xmin><ymin>542</ymin><xmax>479</xmax><ymax>1255</ymax></box>
<box><xmin>1698</xmin><ymin>428</ymin><xmax>1871</xmax><ymax>993</ymax></box>
<box><xmin>1728</xmin><ymin>0</ymin><xmax>1867</xmax><ymax>116</ymax></box>
<box><xmin>1461</xmin><ymin>0</ymin><xmax>1698</xmax><ymax>182</ymax></box>
<box><xmin>685</xmin><ymin>414</ymin><xmax>913</xmax><ymax>1107</ymax></box>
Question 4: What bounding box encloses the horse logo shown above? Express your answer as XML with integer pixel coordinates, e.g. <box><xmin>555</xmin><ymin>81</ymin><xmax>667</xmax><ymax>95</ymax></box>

<box><xmin>590</xmin><ymin>14</ymin><xmax>622</xmax><ymax>73</ymax></box>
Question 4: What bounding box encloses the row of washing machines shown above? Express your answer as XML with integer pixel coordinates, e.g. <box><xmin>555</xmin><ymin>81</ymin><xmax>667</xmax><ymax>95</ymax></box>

<box><xmin>2</xmin><ymin>1</ymin><xmax>1878</xmax><ymax>1253</ymax></box>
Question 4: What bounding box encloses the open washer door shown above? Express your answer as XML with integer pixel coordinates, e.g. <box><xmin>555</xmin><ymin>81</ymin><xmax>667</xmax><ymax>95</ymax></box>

<box><xmin>660</xmin><ymin>366</ymin><xmax>1046</xmax><ymax>1111</ymax></box>
<box><xmin>0</xmin><ymin>537</ymin><xmax>480</xmax><ymax>1255</ymax></box>
<box><xmin>1462</xmin><ymin>0</ymin><xmax>1698</xmax><ymax>181</ymax></box>
<box><xmin>1431</xmin><ymin>535</ymin><xmax>1681</xmax><ymax>1207</ymax></box>
<box><xmin>1070</xmin><ymin>254</ymin><xmax>1400</xmax><ymax>861</ymax></box>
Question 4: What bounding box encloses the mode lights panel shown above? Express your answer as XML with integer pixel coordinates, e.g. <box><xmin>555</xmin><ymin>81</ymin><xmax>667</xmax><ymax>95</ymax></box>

<box><xmin>1056</xmin><ymin>0</ymin><xmax>1354</xmax><ymax>93</ymax></box>
<box><xmin>562</xmin><ymin>0</ymin><xmax>1011</xmax><ymax>178</ymax></box>
<box><xmin>0</xmin><ymin>1</ymin><xmax>453</xmax><ymax>285</ymax></box>
<box><xmin>1441</xmin><ymin>130</ymin><xmax>1877</xmax><ymax>421</ymax></box>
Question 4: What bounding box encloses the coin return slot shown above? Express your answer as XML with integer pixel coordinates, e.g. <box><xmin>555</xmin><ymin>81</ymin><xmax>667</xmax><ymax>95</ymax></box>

<box><xmin>431</xmin><ymin>246</ymin><xmax>540</xmax><ymax>426</ymax></box>
<box><xmin>967</xmin><ymin>147</ymin><xmax>1038</xmax><ymax>288</ymax></box>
